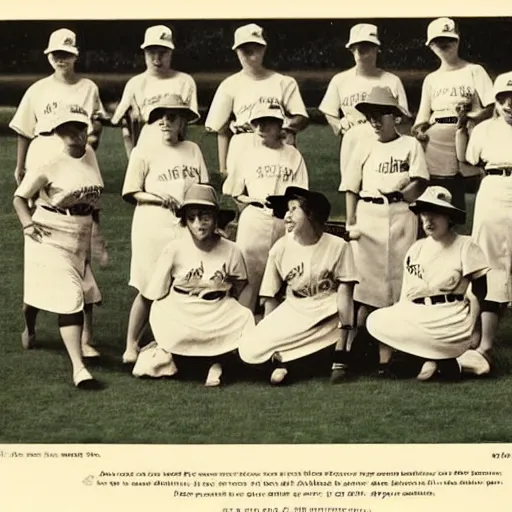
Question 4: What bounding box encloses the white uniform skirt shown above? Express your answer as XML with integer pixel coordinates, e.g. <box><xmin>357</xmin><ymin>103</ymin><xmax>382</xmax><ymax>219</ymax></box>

<box><xmin>130</xmin><ymin>204</ymin><xmax>185</xmax><ymax>296</ymax></box>
<box><xmin>472</xmin><ymin>175</ymin><xmax>512</xmax><ymax>303</ymax></box>
<box><xmin>353</xmin><ymin>200</ymin><xmax>417</xmax><ymax>308</ymax></box>
<box><xmin>236</xmin><ymin>205</ymin><xmax>286</xmax><ymax>312</ymax></box>
<box><xmin>424</xmin><ymin>123</ymin><xmax>459</xmax><ymax>177</ymax></box>
<box><xmin>24</xmin><ymin>207</ymin><xmax>92</xmax><ymax>315</ymax></box>
<box><xmin>367</xmin><ymin>298</ymin><xmax>475</xmax><ymax>360</ymax></box>
<box><xmin>238</xmin><ymin>291</ymin><xmax>339</xmax><ymax>365</ymax></box>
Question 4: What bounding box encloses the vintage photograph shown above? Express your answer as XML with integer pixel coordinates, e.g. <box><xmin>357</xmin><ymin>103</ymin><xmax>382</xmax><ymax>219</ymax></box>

<box><xmin>1</xmin><ymin>15</ymin><xmax>511</xmax><ymax>445</ymax></box>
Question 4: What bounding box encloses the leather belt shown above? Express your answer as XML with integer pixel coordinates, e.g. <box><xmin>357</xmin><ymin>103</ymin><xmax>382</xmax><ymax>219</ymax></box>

<box><xmin>173</xmin><ymin>287</ymin><xmax>227</xmax><ymax>301</ymax></box>
<box><xmin>412</xmin><ymin>294</ymin><xmax>464</xmax><ymax>305</ymax></box>
<box><xmin>360</xmin><ymin>192</ymin><xmax>404</xmax><ymax>205</ymax></box>
<box><xmin>41</xmin><ymin>204</ymin><xmax>93</xmax><ymax>216</ymax></box>
<box><xmin>486</xmin><ymin>168</ymin><xmax>512</xmax><ymax>177</ymax></box>
<box><xmin>435</xmin><ymin>116</ymin><xmax>458</xmax><ymax>124</ymax></box>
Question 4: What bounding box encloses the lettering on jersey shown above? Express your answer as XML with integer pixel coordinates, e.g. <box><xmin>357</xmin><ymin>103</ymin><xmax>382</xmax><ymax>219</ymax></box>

<box><xmin>237</xmin><ymin>97</ymin><xmax>281</xmax><ymax>118</ymax></box>
<box><xmin>70</xmin><ymin>185</ymin><xmax>103</xmax><ymax>205</ymax></box>
<box><xmin>405</xmin><ymin>256</ymin><xmax>423</xmax><ymax>279</ymax></box>
<box><xmin>377</xmin><ymin>157</ymin><xmax>409</xmax><ymax>174</ymax></box>
<box><xmin>43</xmin><ymin>102</ymin><xmax>59</xmax><ymax>116</ymax></box>
<box><xmin>157</xmin><ymin>166</ymin><xmax>201</xmax><ymax>182</ymax></box>
<box><xmin>69</xmin><ymin>104</ymin><xmax>88</xmax><ymax>116</ymax></box>
<box><xmin>431</xmin><ymin>85</ymin><xmax>473</xmax><ymax>100</ymax></box>
<box><xmin>210</xmin><ymin>263</ymin><xmax>229</xmax><ymax>284</ymax></box>
<box><xmin>341</xmin><ymin>91</ymin><xmax>368</xmax><ymax>108</ymax></box>
<box><xmin>294</xmin><ymin>269</ymin><xmax>337</xmax><ymax>297</ymax></box>
<box><xmin>285</xmin><ymin>262</ymin><xmax>304</xmax><ymax>283</ymax></box>
<box><xmin>184</xmin><ymin>261</ymin><xmax>205</xmax><ymax>282</ymax></box>
<box><xmin>254</xmin><ymin>164</ymin><xmax>298</xmax><ymax>181</ymax></box>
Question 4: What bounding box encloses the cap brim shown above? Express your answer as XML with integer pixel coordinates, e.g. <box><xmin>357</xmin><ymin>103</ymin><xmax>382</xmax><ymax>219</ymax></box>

<box><xmin>141</xmin><ymin>41</ymin><xmax>175</xmax><ymax>50</ymax></box>
<box><xmin>44</xmin><ymin>46</ymin><xmax>79</xmax><ymax>55</ymax></box>
<box><xmin>425</xmin><ymin>34</ymin><xmax>459</xmax><ymax>46</ymax></box>
<box><xmin>345</xmin><ymin>38</ymin><xmax>381</xmax><ymax>49</ymax></box>
<box><xmin>409</xmin><ymin>200</ymin><xmax>466</xmax><ymax>224</ymax></box>
<box><xmin>232</xmin><ymin>38</ymin><xmax>267</xmax><ymax>50</ymax></box>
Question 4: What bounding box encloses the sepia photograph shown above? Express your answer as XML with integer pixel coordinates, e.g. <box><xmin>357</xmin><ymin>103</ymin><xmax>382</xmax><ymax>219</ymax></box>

<box><xmin>1</xmin><ymin>12</ymin><xmax>512</xmax><ymax>448</ymax></box>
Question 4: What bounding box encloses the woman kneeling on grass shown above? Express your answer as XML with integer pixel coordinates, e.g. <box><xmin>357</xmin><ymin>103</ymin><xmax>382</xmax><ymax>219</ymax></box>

<box><xmin>238</xmin><ymin>187</ymin><xmax>358</xmax><ymax>385</ymax></box>
<box><xmin>132</xmin><ymin>184</ymin><xmax>254</xmax><ymax>387</ymax></box>
<box><xmin>366</xmin><ymin>186</ymin><xmax>490</xmax><ymax>381</ymax></box>
<box><xmin>13</xmin><ymin>104</ymin><xmax>105</xmax><ymax>390</ymax></box>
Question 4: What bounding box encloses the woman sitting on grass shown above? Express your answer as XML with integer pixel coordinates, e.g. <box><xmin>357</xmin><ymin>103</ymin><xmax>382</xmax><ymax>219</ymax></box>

<box><xmin>366</xmin><ymin>186</ymin><xmax>490</xmax><ymax>381</ymax></box>
<box><xmin>132</xmin><ymin>184</ymin><xmax>254</xmax><ymax>387</ymax></box>
<box><xmin>238</xmin><ymin>186</ymin><xmax>358</xmax><ymax>385</ymax></box>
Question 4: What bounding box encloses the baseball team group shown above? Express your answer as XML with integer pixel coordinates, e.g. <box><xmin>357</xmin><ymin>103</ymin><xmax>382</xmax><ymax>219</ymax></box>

<box><xmin>8</xmin><ymin>17</ymin><xmax>512</xmax><ymax>390</ymax></box>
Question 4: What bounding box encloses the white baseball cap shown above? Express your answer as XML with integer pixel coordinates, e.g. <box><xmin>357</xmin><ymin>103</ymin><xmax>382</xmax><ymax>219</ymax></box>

<box><xmin>141</xmin><ymin>25</ymin><xmax>175</xmax><ymax>50</ymax></box>
<box><xmin>493</xmin><ymin>72</ymin><xmax>512</xmax><ymax>98</ymax></box>
<box><xmin>426</xmin><ymin>17</ymin><xmax>460</xmax><ymax>46</ymax></box>
<box><xmin>40</xmin><ymin>103</ymin><xmax>89</xmax><ymax>134</ymax></box>
<box><xmin>44</xmin><ymin>28</ymin><xmax>79</xmax><ymax>55</ymax></box>
<box><xmin>345</xmin><ymin>23</ymin><xmax>381</xmax><ymax>49</ymax></box>
<box><xmin>232</xmin><ymin>23</ymin><xmax>267</xmax><ymax>50</ymax></box>
<box><xmin>249</xmin><ymin>103</ymin><xmax>285</xmax><ymax>124</ymax></box>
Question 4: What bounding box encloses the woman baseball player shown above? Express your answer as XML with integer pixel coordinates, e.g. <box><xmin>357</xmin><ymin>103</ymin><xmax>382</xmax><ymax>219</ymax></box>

<box><xmin>319</xmin><ymin>23</ymin><xmax>409</xmax><ymax>177</ymax></box>
<box><xmin>412</xmin><ymin>17</ymin><xmax>494</xmax><ymax>212</ymax></box>
<box><xmin>132</xmin><ymin>184</ymin><xmax>254</xmax><ymax>387</ymax></box>
<box><xmin>367</xmin><ymin>186</ymin><xmax>490</xmax><ymax>381</ymax></box>
<box><xmin>121</xmin><ymin>95</ymin><xmax>208</xmax><ymax>364</ymax></box>
<box><xmin>9</xmin><ymin>28</ymin><xmax>107</xmax><ymax>358</ymax></box>
<box><xmin>238</xmin><ymin>187</ymin><xmax>357</xmax><ymax>385</ymax></box>
<box><xmin>110</xmin><ymin>25</ymin><xmax>198</xmax><ymax>157</ymax></box>
<box><xmin>205</xmin><ymin>23</ymin><xmax>309</xmax><ymax>177</ymax></box>
<box><xmin>222</xmin><ymin>102</ymin><xmax>309</xmax><ymax>313</ymax></box>
<box><xmin>452</xmin><ymin>72</ymin><xmax>512</xmax><ymax>376</ymax></box>
<box><xmin>340</xmin><ymin>86</ymin><xmax>429</xmax><ymax>359</ymax></box>
<box><xmin>12</xmin><ymin>104</ymin><xmax>105</xmax><ymax>389</ymax></box>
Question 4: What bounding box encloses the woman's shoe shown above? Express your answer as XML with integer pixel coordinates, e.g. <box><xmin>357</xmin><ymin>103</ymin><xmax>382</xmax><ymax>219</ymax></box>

<box><xmin>417</xmin><ymin>361</ymin><xmax>438</xmax><ymax>381</ymax></box>
<box><xmin>122</xmin><ymin>345</ymin><xmax>139</xmax><ymax>364</ymax></box>
<box><xmin>73</xmin><ymin>367</ymin><xmax>103</xmax><ymax>390</ymax></box>
<box><xmin>270</xmin><ymin>367</ymin><xmax>288</xmax><ymax>385</ymax></box>
<box><xmin>81</xmin><ymin>340</ymin><xmax>100</xmax><ymax>358</ymax></box>
<box><xmin>204</xmin><ymin>363</ymin><xmax>223</xmax><ymax>387</ymax></box>
<box><xmin>21</xmin><ymin>329</ymin><xmax>37</xmax><ymax>350</ymax></box>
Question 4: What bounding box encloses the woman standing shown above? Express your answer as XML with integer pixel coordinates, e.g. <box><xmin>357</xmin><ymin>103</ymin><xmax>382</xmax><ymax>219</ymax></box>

<box><xmin>238</xmin><ymin>187</ymin><xmax>358</xmax><ymax>385</ymax></box>
<box><xmin>9</xmin><ymin>28</ymin><xmax>107</xmax><ymax>358</ymax></box>
<box><xmin>222</xmin><ymin>102</ymin><xmax>309</xmax><ymax>313</ymax></box>
<box><xmin>412</xmin><ymin>17</ymin><xmax>494</xmax><ymax>212</ymax></box>
<box><xmin>121</xmin><ymin>95</ymin><xmax>208</xmax><ymax>364</ymax></box>
<box><xmin>132</xmin><ymin>184</ymin><xmax>254</xmax><ymax>386</ymax></box>
<box><xmin>205</xmin><ymin>23</ymin><xmax>309</xmax><ymax>177</ymax></box>
<box><xmin>367</xmin><ymin>186</ymin><xmax>489</xmax><ymax>381</ymax></box>
<box><xmin>454</xmin><ymin>72</ymin><xmax>512</xmax><ymax>375</ymax></box>
<box><xmin>340</xmin><ymin>86</ymin><xmax>429</xmax><ymax>344</ymax></box>
<box><xmin>12</xmin><ymin>104</ymin><xmax>104</xmax><ymax>389</ymax></box>
<box><xmin>110</xmin><ymin>25</ymin><xmax>198</xmax><ymax>157</ymax></box>
<box><xmin>319</xmin><ymin>23</ymin><xmax>409</xmax><ymax>176</ymax></box>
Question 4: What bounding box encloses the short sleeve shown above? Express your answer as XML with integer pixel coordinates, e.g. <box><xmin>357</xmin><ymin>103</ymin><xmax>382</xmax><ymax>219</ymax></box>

<box><xmin>86</xmin><ymin>147</ymin><xmax>104</xmax><ymax>187</ymax></box>
<box><xmin>291</xmin><ymin>152</ymin><xmax>309</xmax><ymax>189</ymax></box>
<box><xmin>92</xmin><ymin>85</ymin><xmax>107</xmax><ymax>119</ymax></box>
<box><xmin>319</xmin><ymin>76</ymin><xmax>341</xmax><ymax>118</ymax></box>
<box><xmin>9</xmin><ymin>87</ymin><xmax>37</xmax><ymax>139</ymax></box>
<box><xmin>227</xmin><ymin>243</ymin><xmax>248</xmax><ymax>282</ymax></box>
<box><xmin>394</xmin><ymin>76</ymin><xmax>410</xmax><ymax>115</ymax></box>
<box><xmin>193</xmin><ymin>144</ymin><xmax>209</xmax><ymax>184</ymax></box>
<box><xmin>186</xmin><ymin>76</ymin><xmax>199</xmax><ymax>118</ymax></box>
<box><xmin>334</xmin><ymin>240</ymin><xmax>358</xmax><ymax>283</ymax></box>
<box><xmin>143</xmin><ymin>242</ymin><xmax>176</xmax><ymax>301</ymax></box>
<box><xmin>122</xmin><ymin>147</ymin><xmax>149</xmax><ymax>198</ymax></box>
<box><xmin>222</xmin><ymin>152</ymin><xmax>246</xmax><ymax>197</ymax></box>
<box><xmin>414</xmin><ymin>75</ymin><xmax>433</xmax><ymax>125</ymax></box>
<box><xmin>461</xmin><ymin>239</ymin><xmax>490</xmax><ymax>279</ymax></box>
<box><xmin>339</xmin><ymin>139</ymin><xmax>370</xmax><ymax>193</ymax></box>
<box><xmin>204</xmin><ymin>78</ymin><xmax>234</xmax><ymax>133</ymax></box>
<box><xmin>14</xmin><ymin>168</ymin><xmax>49</xmax><ymax>199</ymax></box>
<box><xmin>472</xmin><ymin>65</ymin><xmax>495</xmax><ymax>108</ymax></box>
<box><xmin>281</xmin><ymin>77</ymin><xmax>308</xmax><ymax>118</ymax></box>
<box><xmin>111</xmin><ymin>77</ymin><xmax>137</xmax><ymax>125</ymax></box>
<box><xmin>465</xmin><ymin>122</ymin><xmax>485</xmax><ymax>166</ymax></box>
<box><xmin>407</xmin><ymin>138</ymin><xmax>430</xmax><ymax>180</ymax></box>
<box><xmin>259</xmin><ymin>241</ymin><xmax>285</xmax><ymax>298</ymax></box>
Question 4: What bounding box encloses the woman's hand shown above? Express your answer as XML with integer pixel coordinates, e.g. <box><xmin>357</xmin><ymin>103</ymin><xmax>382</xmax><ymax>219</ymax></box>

<box><xmin>411</xmin><ymin>122</ymin><xmax>430</xmax><ymax>143</ymax></box>
<box><xmin>159</xmin><ymin>194</ymin><xmax>182</xmax><ymax>213</ymax></box>
<box><xmin>456</xmin><ymin>103</ymin><xmax>469</xmax><ymax>129</ymax></box>
<box><xmin>23</xmin><ymin>222</ymin><xmax>51</xmax><ymax>243</ymax></box>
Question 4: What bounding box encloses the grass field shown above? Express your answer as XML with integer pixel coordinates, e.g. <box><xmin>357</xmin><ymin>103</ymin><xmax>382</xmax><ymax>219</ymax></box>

<box><xmin>1</xmin><ymin>120</ymin><xmax>512</xmax><ymax>445</ymax></box>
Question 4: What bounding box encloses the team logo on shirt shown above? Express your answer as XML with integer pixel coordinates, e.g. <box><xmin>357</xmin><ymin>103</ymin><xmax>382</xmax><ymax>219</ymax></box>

<box><xmin>377</xmin><ymin>157</ymin><xmax>409</xmax><ymax>174</ymax></box>
<box><xmin>237</xmin><ymin>97</ymin><xmax>281</xmax><ymax>118</ymax></box>
<box><xmin>341</xmin><ymin>91</ymin><xmax>368</xmax><ymax>108</ymax></box>
<box><xmin>431</xmin><ymin>85</ymin><xmax>473</xmax><ymax>100</ymax></box>
<box><xmin>43</xmin><ymin>102</ymin><xmax>59</xmax><ymax>115</ymax></box>
<box><xmin>285</xmin><ymin>262</ymin><xmax>304</xmax><ymax>282</ymax></box>
<box><xmin>157</xmin><ymin>166</ymin><xmax>202</xmax><ymax>182</ymax></box>
<box><xmin>184</xmin><ymin>261</ymin><xmax>204</xmax><ymax>282</ymax></box>
<box><xmin>405</xmin><ymin>256</ymin><xmax>423</xmax><ymax>279</ymax></box>
<box><xmin>255</xmin><ymin>164</ymin><xmax>297</xmax><ymax>181</ymax></box>
<box><xmin>294</xmin><ymin>269</ymin><xmax>337</xmax><ymax>297</ymax></box>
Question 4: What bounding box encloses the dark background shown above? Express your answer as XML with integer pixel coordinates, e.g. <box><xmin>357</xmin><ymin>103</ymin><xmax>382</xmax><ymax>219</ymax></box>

<box><xmin>0</xmin><ymin>17</ymin><xmax>510</xmax><ymax>112</ymax></box>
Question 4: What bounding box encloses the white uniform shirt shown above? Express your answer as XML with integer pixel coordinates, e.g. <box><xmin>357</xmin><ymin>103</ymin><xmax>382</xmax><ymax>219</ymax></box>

<box><xmin>14</xmin><ymin>146</ymin><xmax>103</xmax><ymax>209</ymax></box>
<box><xmin>145</xmin><ymin>233</ymin><xmax>248</xmax><ymax>301</ymax></box>
<box><xmin>401</xmin><ymin>234</ymin><xmax>489</xmax><ymax>302</ymax></box>
<box><xmin>319</xmin><ymin>68</ymin><xmax>408</xmax><ymax>134</ymax></box>
<box><xmin>466</xmin><ymin>117</ymin><xmax>512</xmax><ymax>169</ymax></box>
<box><xmin>205</xmin><ymin>71</ymin><xmax>308</xmax><ymax>134</ymax></box>
<box><xmin>260</xmin><ymin>233</ymin><xmax>358</xmax><ymax>299</ymax></box>
<box><xmin>340</xmin><ymin>134</ymin><xmax>429</xmax><ymax>195</ymax></box>
<box><xmin>111</xmin><ymin>71</ymin><xmax>198</xmax><ymax>124</ymax></box>
<box><xmin>223</xmin><ymin>143</ymin><xmax>308</xmax><ymax>202</ymax></box>
<box><xmin>9</xmin><ymin>76</ymin><xmax>106</xmax><ymax>138</ymax></box>
<box><xmin>419</xmin><ymin>64</ymin><xmax>494</xmax><ymax>123</ymax></box>
<box><xmin>122</xmin><ymin>142</ymin><xmax>209</xmax><ymax>203</ymax></box>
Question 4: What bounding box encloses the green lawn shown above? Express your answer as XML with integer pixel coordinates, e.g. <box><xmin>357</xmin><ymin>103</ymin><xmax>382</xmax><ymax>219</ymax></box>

<box><xmin>1</xmin><ymin>123</ymin><xmax>511</xmax><ymax>444</ymax></box>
